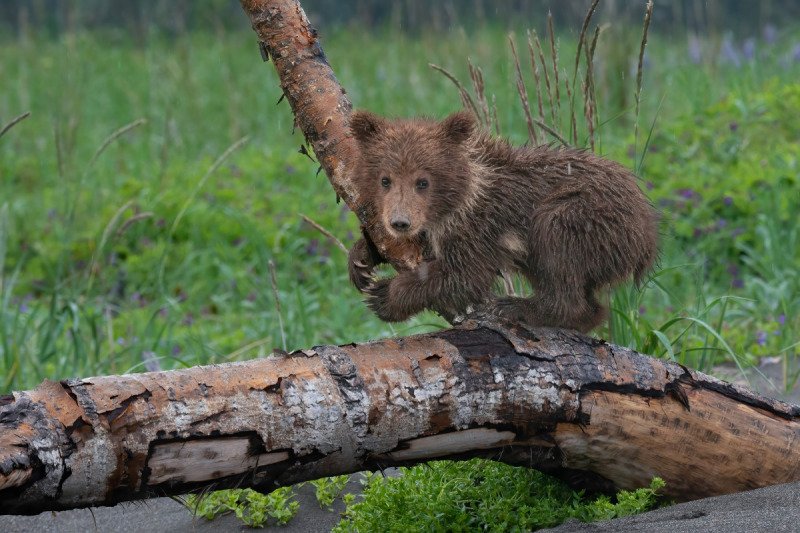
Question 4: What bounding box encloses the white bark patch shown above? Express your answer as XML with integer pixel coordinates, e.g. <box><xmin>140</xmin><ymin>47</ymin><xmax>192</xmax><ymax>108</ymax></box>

<box><xmin>147</xmin><ymin>438</ymin><xmax>289</xmax><ymax>485</ymax></box>
<box><xmin>59</xmin><ymin>432</ymin><xmax>118</xmax><ymax>505</ymax></box>
<box><xmin>382</xmin><ymin>428</ymin><xmax>516</xmax><ymax>461</ymax></box>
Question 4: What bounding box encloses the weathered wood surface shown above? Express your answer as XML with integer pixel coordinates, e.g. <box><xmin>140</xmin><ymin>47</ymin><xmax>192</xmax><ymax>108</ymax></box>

<box><xmin>239</xmin><ymin>0</ymin><xmax>423</xmax><ymax>270</ymax></box>
<box><xmin>2</xmin><ymin>318</ymin><xmax>799</xmax><ymax>514</ymax></box>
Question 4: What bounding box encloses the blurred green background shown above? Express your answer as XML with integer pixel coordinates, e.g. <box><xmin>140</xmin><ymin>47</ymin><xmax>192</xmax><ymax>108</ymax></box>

<box><xmin>1</xmin><ymin>1</ymin><xmax>799</xmax><ymax>529</ymax></box>
<box><xmin>1</xmin><ymin>0</ymin><xmax>798</xmax><ymax>393</ymax></box>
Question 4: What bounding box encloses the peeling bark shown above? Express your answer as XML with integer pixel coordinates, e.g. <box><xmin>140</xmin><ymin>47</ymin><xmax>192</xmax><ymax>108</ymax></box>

<box><xmin>3</xmin><ymin>319</ymin><xmax>800</xmax><ymax>514</ymax></box>
<box><xmin>239</xmin><ymin>0</ymin><xmax>423</xmax><ymax>269</ymax></box>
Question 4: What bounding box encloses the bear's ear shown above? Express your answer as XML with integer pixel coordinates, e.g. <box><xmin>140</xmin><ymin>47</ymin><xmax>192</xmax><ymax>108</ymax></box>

<box><xmin>350</xmin><ymin>110</ymin><xmax>385</xmax><ymax>143</ymax></box>
<box><xmin>439</xmin><ymin>111</ymin><xmax>475</xmax><ymax>144</ymax></box>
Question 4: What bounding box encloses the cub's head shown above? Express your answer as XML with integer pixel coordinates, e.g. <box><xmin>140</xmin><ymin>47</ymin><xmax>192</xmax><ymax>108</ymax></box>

<box><xmin>350</xmin><ymin>110</ymin><xmax>476</xmax><ymax>239</ymax></box>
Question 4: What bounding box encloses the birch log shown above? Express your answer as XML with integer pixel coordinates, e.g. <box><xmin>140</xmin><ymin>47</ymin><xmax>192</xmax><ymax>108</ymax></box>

<box><xmin>2</xmin><ymin>318</ymin><xmax>799</xmax><ymax>514</ymax></box>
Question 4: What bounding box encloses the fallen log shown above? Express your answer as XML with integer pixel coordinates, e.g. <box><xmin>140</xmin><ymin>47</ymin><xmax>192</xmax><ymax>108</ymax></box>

<box><xmin>2</xmin><ymin>317</ymin><xmax>799</xmax><ymax>514</ymax></box>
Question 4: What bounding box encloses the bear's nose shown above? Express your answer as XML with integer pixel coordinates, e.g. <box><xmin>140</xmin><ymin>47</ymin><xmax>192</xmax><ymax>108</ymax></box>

<box><xmin>390</xmin><ymin>217</ymin><xmax>411</xmax><ymax>232</ymax></box>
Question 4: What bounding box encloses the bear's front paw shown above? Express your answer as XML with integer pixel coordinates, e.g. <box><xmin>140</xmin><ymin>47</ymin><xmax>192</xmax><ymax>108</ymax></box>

<box><xmin>364</xmin><ymin>279</ymin><xmax>408</xmax><ymax>322</ymax></box>
<box><xmin>349</xmin><ymin>257</ymin><xmax>375</xmax><ymax>292</ymax></box>
<box><xmin>348</xmin><ymin>238</ymin><xmax>377</xmax><ymax>292</ymax></box>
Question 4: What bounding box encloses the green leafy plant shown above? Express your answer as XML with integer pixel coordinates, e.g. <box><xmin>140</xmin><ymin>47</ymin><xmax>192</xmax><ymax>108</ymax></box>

<box><xmin>310</xmin><ymin>475</ymin><xmax>351</xmax><ymax>509</ymax></box>
<box><xmin>186</xmin><ymin>487</ymin><xmax>299</xmax><ymax>527</ymax></box>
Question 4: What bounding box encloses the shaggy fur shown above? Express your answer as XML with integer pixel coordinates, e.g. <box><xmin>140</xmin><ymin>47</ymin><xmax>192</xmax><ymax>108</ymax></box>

<box><xmin>347</xmin><ymin>110</ymin><xmax>659</xmax><ymax>332</ymax></box>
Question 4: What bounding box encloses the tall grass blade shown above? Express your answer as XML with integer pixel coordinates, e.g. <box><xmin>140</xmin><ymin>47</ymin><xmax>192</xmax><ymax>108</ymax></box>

<box><xmin>634</xmin><ymin>1</ymin><xmax>655</xmax><ymax>166</ymax></box>
<box><xmin>508</xmin><ymin>35</ymin><xmax>538</xmax><ymax>144</ymax></box>
<box><xmin>0</xmin><ymin>111</ymin><xmax>31</xmax><ymax>140</ymax></box>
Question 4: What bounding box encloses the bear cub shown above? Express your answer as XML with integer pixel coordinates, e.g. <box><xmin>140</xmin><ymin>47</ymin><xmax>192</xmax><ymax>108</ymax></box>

<box><xmin>347</xmin><ymin>110</ymin><xmax>659</xmax><ymax>333</ymax></box>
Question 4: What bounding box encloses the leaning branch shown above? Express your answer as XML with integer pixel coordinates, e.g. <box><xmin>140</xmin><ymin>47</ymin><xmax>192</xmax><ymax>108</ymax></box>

<box><xmin>239</xmin><ymin>0</ymin><xmax>423</xmax><ymax>269</ymax></box>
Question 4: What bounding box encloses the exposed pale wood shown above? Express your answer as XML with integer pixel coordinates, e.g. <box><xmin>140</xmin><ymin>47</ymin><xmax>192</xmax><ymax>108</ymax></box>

<box><xmin>2</xmin><ymin>318</ymin><xmax>799</xmax><ymax>514</ymax></box>
<box><xmin>555</xmin><ymin>389</ymin><xmax>800</xmax><ymax>499</ymax></box>
<box><xmin>147</xmin><ymin>438</ymin><xmax>291</xmax><ymax>485</ymax></box>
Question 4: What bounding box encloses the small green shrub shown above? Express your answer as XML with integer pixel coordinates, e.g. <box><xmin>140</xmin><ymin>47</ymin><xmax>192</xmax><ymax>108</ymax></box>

<box><xmin>186</xmin><ymin>486</ymin><xmax>299</xmax><ymax>528</ymax></box>
<box><xmin>311</xmin><ymin>474</ymin><xmax>351</xmax><ymax>509</ymax></box>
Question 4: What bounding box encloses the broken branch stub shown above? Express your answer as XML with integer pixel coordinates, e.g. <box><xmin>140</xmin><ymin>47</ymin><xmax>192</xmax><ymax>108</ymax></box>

<box><xmin>239</xmin><ymin>0</ymin><xmax>423</xmax><ymax>269</ymax></box>
<box><xmin>2</xmin><ymin>319</ymin><xmax>800</xmax><ymax>514</ymax></box>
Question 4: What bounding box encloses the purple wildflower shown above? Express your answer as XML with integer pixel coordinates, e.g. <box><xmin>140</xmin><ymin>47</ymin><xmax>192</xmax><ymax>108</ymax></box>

<box><xmin>646</xmin><ymin>181</ymin><xmax>655</xmax><ymax>190</ymax></box>
<box><xmin>729</xmin><ymin>121</ymin><xmax>739</xmax><ymax>132</ymax></box>
<box><xmin>638</xmin><ymin>306</ymin><xmax>646</xmax><ymax>315</ymax></box>
<box><xmin>778</xmin><ymin>314</ymin><xmax>786</xmax><ymax>326</ymax></box>
<box><xmin>793</xmin><ymin>43</ymin><xmax>800</xmax><ymax>62</ymax></box>
<box><xmin>723</xmin><ymin>196</ymin><xmax>733</xmax><ymax>206</ymax></box>
<box><xmin>131</xmin><ymin>292</ymin><xmax>146</xmax><ymax>307</ymax></box>
<box><xmin>142</xmin><ymin>351</ymin><xmax>161</xmax><ymax>373</ymax></box>
<box><xmin>117</xmin><ymin>337</ymin><xmax>126</xmax><ymax>346</ymax></box>
<box><xmin>688</xmin><ymin>34</ymin><xmax>703</xmax><ymax>64</ymax></box>
<box><xmin>756</xmin><ymin>331</ymin><xmax>767</xmax><ymax>346</ymax></box>
<box><xmin>721</xmin><ymin>35</ymin><xmax>741</xmax><ymax>67</ymax></box>
<box><xmin>716</xmin><ymin>218</ymin><xmax>728</xmax><ymax>229</ymax></box>
<box><xmin>306</xmin><ymin>238</ymin><xmax>319</xmax><ymax>256</ymax></box>
<box><xmin>732</xmin><ymin>278</ymin><xmax>744</xmax><ymax>289</ymax></box>
<box><xmin>742</xmin><ymin>38</ymin><xmax>756</xmax><ymax>61</ymax></box>
<box><xmin>763</xmin><ymin>24</ymin><xmax>778</xmax><ymax>45</ymax></box>
<box><xmin>731</xmin><ymin>227</ymin><xmax>745</xmax><ymax>238</ymax></box>
<box><xmin>171</xmin><ymin>345</ymin><xmax>182</xmax><ymax>356</ymax></box>
<box><xmin>677</xmin><ymin>188</ymin><xmax>697</xmax><ymax>200</ymax></box>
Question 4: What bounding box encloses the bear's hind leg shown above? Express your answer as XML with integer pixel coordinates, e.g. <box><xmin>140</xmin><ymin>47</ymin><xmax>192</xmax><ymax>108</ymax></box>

<box><xmin>492</xmin><ymin>281</ymin><xmax>606</xmax><ymax>333</ymax></box>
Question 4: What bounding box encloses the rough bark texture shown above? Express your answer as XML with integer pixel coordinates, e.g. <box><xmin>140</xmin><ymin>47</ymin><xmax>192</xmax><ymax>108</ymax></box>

<box><xmin>2</xmin><ymin>318</ymin><xmax>799</xmax><ymax>514</ymax></box>
<box><xmin>239</xmin><ymin>0</ymin><xmax>423</xmax><ymax>269</ymax></box>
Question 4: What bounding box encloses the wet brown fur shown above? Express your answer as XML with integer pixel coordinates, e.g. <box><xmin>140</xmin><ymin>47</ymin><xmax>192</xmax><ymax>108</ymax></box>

<box><xmin>347</xmin><ymin>110</ymin><xmax>659</xmax><ymax>332</ymax></box>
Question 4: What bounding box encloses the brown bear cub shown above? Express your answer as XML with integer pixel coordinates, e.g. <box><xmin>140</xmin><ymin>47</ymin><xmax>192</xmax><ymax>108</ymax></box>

<box><xmin>347</xmin><ymin>110</ymin><xmax>659</xmax><ymax>332</ymax></box>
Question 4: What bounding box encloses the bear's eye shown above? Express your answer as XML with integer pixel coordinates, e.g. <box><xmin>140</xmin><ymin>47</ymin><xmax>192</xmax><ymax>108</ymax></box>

<box><xmin>380</xmin><ymin>176</ymin><xmax>391</xmax><ymax>188</ymax></box>
<box><xmin>416</xmin><ymin>178</ymin><xmax>429</xmax><ymax>190</ymax></box>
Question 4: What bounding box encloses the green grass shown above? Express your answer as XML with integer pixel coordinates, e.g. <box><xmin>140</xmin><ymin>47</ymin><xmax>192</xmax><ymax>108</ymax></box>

<box><xmin>1</xmin><ymin>19</ymin><xmax>799</xmax><ymax>531</ymax></box>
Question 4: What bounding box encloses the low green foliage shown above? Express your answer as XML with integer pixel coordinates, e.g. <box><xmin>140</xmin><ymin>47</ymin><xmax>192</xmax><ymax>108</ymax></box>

<box><xmin>311</xmin><ymin>474</ymin><xmax>351</xmax><ymax>509</ymax></box>
<box><xmin>333</xmin><ymin>461</ymin><xmax>664</xmax><ymax>532</ymax></box>
<box><xmin>186</xmin><ymin>486</ymin><xmax>299</xmax><ymax>527</ymax></box>
<box><xmin>183</xmin><ymin>465</ymin><xmax>664</xmax><ymax>531</ymax></box>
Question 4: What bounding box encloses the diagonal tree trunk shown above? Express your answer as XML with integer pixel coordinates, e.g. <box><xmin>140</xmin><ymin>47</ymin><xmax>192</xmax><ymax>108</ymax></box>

<box><xmin>3</xmin><ymin>319</ymin><xmax>799</xmax><ymax>514</ymax></box>
<box><xmin>239</xmin><ymin>0</ymin><xmax>423</xmax><ymax>270</ymax></box>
